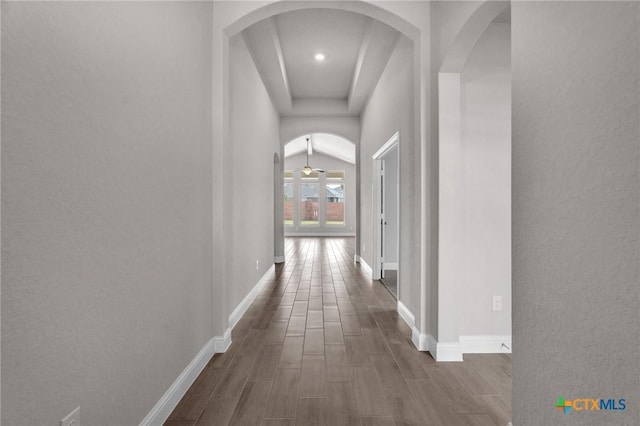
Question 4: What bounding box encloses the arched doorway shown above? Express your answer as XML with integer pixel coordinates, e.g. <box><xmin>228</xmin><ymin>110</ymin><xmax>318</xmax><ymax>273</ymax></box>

<box><xmin>437</xmin><ymin>1</ymin><xmax>511</xmax><ymax>360</ymax></box>
<box><xmin>214</xmin><ymin>0</ymin><xmax>432</xmax><ymax>358</ymax></box>
<box><xmin>282</xmin><ymin>133</ymin><xmax>356</xmax><ymax>238</ymax></box>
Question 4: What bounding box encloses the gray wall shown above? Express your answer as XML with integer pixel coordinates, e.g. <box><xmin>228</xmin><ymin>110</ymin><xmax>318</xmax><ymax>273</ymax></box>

<box><xmin>360</xmin><ymin>36</ymin><xmax>422</xmax><ymax>325</ymax></box>
<box><xmin>430</xmin><ymin>0</ymin><xmax>487</xmax><ymax>341</ymax></box>
<box><xmin>459</xmin><ymin>23</ymin><xmax>511</xmax><ymax>337</ymax></box>
<box><xmin>284</xmin><ymin>152</ymin><xmax>356</xmax><ymax>236</ymax></box>
<box><xmin>227</xmin><ymin>34</ymin><xmax>280</xmax><ymax>312</ymax></box>
<box><xmin>2</xmin><ymin>2</ymin><xmax>214</xmax><ymax>424</ymax></box>
<box><xmin>512</xmin><ymin>2</ymin><xmax>639</xmax><ymax>425</ymax></box>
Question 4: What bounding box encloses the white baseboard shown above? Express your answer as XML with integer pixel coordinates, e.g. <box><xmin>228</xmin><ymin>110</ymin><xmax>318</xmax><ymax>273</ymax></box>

<box><xmin>285</xmin><ymin>232</ymin><xmax>356</xmax><ymax>237</ymax></box>
<box><xmin>140</xmin><ymin>335</ymin><xmax>220</xmax><ymax>425</ymax></box>
<box><xmin>142</xmin><ymin>266</ymin><xmax>277</xmax><ymax>425</ymax></box>
<box><xmin>460</xmin><ymin>335</ymin><xmax>512</xmax><ymax>354</ymax></box>
<box><xmin>213</xmin><ymin>328</ymin><xmax>232</xmax><ymax>353</ymax></box>
<box><xmin>398</xmin><ymin>301</ymin><xmax>437</xmax><ymax>356</ymax></box>
<box><xmin>434</xmin><ymin>341</ymin><xmax>464</xmax><ymax>362</ymax></box>
<box><xmin>359</xmin><ymin>257</ymin><xmax>373</xmax><ymax>277</ymax></box>
<box><xmin>384</xmin><ymin>262</ymin><xmax>398</xmax><ymax>270</ymax></box>
<box><xmin>354</xmin><ymin>254</ymin><xmax>360</xmax><ymax>263</ymax></box>
<box><xmin>411</xmin><ymin>328</ymin><xmax>435</xmax><ymax>352</ymax></box>
<box><xmin>274</xmin><ymin>256</ymin><xmax>285</xmax><ymax>264</ymax></box>
<box><xmin>396</xmin><ymin>304</ymin><xmax>508</xmax><ymax>361</ymax></box>
<box><xmin>397</xmin><ymin>301</ymin><xmax>415</xmax><ymax>329</ymax></box>
<box><xmin>229</xmin><ymin>264</ymin><xmax>275</xmax><ymax>330</ymax></box>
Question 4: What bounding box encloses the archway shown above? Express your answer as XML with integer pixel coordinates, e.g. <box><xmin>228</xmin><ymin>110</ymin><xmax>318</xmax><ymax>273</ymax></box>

<box><xmin>214</xmin><ymin>0</ymin><xmax>431</xmax><ymax>358</ymax></box>
<box><xmin>437</xmin><ymin>0</ymin><xmax>511</xmax><ymax>361</ymax></box>
<box><xmin>283</xmin><ymin>133</ymin><xmax>356</xmax><ymax>237</ymax></box>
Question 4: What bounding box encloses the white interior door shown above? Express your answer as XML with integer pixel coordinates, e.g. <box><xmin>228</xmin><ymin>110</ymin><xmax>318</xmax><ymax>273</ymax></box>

<box><xmin>372</xmin><ymin>132</ymin><xmax>399</xmax><ymax>282</ymax></box>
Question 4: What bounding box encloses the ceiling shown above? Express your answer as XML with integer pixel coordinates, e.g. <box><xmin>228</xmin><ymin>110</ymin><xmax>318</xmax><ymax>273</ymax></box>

<box><xmin>276</xmin><ymin>9</ymin><xmax>369</xmax><ymax>99</ymax></box>
<box><xmin>242</xmin><ymin>8</ymin><xmax>401</xmax><ymax>117</ymax></box>
<box><xmin>285</xmin><ymin>133</ymin><xmax>355</xmax><ymax>164</ymax></box>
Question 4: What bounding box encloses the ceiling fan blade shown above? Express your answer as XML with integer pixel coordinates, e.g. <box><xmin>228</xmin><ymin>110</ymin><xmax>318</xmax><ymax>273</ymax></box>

<box><xmin>313</xmin><ymin>168</ymin><xmax>325</xmax><ymax>173</ymax></box>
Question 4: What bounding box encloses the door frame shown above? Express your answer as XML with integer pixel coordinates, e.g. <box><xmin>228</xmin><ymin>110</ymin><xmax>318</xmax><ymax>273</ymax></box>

<box><xmin>372</xmin><ymin>132</ymin><xmax>399</xmax><ymax>284</ymax></box>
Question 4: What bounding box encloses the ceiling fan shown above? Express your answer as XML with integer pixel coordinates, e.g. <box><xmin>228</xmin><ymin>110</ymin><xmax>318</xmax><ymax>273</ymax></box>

<box><xmin>302</xmin><ymin>136</ymin><xmax>325</xmax><ymax>175</ymax></box>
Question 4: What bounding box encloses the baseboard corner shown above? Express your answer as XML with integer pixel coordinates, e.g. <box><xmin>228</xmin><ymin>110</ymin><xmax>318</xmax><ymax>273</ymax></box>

<box><xmin>411</xmin><ymin>328</ymin><xmax>435</xmax><ymax>353</ymax></box>
<box><xmin>435</xmin><ymin>341</ymin><xmax>464</xmax><ymax>362</ymax></box>
<box><xmin>213</xmin><ymin>328</ymin><xmax>232</xmax><ymax>353</ymax></box>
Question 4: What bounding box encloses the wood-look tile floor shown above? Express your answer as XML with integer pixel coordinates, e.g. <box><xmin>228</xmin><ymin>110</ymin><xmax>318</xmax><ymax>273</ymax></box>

<box><xmin>166</xmin><ymin>237</ymin><xmax>511</xmax><ymax>426</ymax></box>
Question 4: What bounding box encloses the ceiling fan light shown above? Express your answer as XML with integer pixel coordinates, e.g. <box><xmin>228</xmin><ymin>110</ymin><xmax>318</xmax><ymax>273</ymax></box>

<box><xmin>302</xmin><ymin>166</ymin><xmax>313</xmax><ymax>175</ymax></box>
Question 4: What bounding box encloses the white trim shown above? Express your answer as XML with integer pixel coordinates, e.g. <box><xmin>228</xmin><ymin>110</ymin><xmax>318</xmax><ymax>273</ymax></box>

<box><xmin>383</xmin><ymin>262</ymin><xmax>398</xmax><ymax>270</ymax></box>
<box><xmin>398</xmin><ymin>301</ymin><xmax>436</xmax><ymax>355</ymax></box>
<box><xmin>140</xmin><ymin>335</ymin><xmax>220</xmax><ymax>426</ymax></box>
<box><xmin>372</xmin><ymin>132</ymin><xmax>400</xmax><ymax>282</ymax></box>
<box><xmin>411</xmin><ymin>328</ymin><xmax>436</xmax><ymax>353</ymax></box>
<box><xmin>460</xmin><ymin>335</ymin><xmax>512</xmax><ymax>354</ymax></box>
<box><xmin>435</xmin><ymin>342</ymin><xmax>464</xmax><ymax>362</ymax></box>
<box><xmin>229</xmin><ymin>264</ymin><xmax>275</xmax><ymax>330</ymax></box>
<box><xmin>284</xmin><ymin>232</ymin><xmax>355</xmax><ymax>237</ymax></box>
<box><xmin>213</xmin><ymin>328</ymin><xmax>232</xmax><ymax>353</ymax></box>
<box><xmin>372</xmin><ymin>131</ymin><xmax>400</xmax><ymax>159</ymax></box>
<box><xmin>359</xmin><ymin>257</ymin><xmax>373</xmax><ymax>277</ymax></box>
<box><xmin>354</xmin><ymin>254</ymin><xmax>361</xmax><ymax>263</ymax></box>
<box><xmin>274</xmin><ymin>256</ymin><xmax>285</xmax><ymax>264</ymax></box>
<box><xmin>397</xmin><ymin>300</ymin><xmax>415</xmax><ymax>328</ymax></box>
<box><xmin>141</xmin><ymin>264</ymin><xmax>279</xmax><ymax>424</ymax></box>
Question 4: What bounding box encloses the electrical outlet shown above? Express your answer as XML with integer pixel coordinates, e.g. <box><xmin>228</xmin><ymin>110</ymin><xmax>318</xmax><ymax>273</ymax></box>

<box><xmin>61</xmin><ymin>407</ymin><xmax>80</xmax><ymax>426</ymax></box>
<box><xmin>255</xmin><ymin>260</ymin><xmax>259</xmax><ymax>270</ymax></box>
<box><xmin>493</xmin><ymin>296</ymin><xmax>503</xmax><ymax>312</ymax></box>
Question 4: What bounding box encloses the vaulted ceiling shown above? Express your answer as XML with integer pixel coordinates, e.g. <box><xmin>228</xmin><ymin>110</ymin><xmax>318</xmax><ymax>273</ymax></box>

<box><xmin>242</xmin><ymin>8</ymin><xmax>400</xmax><ymax>117</ymax></box>
<box><xmin>285</xmin><ymin>133</ymin><xmax>355</xmax><ymax>164</ymax></box>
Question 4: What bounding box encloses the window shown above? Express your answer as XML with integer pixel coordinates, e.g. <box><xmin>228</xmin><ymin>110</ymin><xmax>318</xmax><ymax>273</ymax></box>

<box><xmin>326</xmin><ymin>183</ymin><xmax>345</xmax><ymax>225</ymax></box>
<box><xmin>284</xmin><ymin>170</ymin><xmax>294</xmax><ymax>225</ymax></box>
<box><xmin>325</xmin><ymin>170</ymin><xmax>345</xmax><ymax>226</ymax></box>
<box><xmin>284</xmin><ymin>169</ymin><xmax>346</xmax><ymax>228</ymax></box>
<box><xmin>300</xmin><ymin>181</ymin><xmax>319</xmax><ymax>226</ymax></box>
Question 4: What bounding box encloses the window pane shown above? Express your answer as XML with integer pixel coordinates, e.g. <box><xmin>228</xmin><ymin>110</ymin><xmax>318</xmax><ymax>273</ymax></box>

<box><xmin>326</xmin><ymin>183</ymin><xmax>344</xmax><ymax>225</ymax></box>
<box><xmin>300</xmin><ymin>182</ymin><xmax>319</xmax><ymax>225</ymax></box>
<box><xmin>284</xmin><ymin>182</ymin><xmax>294</xmax><ymax>225</ymax></box>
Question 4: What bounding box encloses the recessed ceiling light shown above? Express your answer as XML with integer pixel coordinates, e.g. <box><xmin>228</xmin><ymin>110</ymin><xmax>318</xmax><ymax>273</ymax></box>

<box><xmin>315</xmin><ymin>53</ymin><xmax>325</xmax><ymax>61</ymax></box>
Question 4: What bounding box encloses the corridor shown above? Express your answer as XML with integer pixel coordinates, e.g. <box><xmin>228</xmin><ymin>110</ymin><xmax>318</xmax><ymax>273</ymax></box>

<box><xmin>166</xmin><ymin>237</ymin><xmax>511</xmax><ymax>425</ymax></box>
